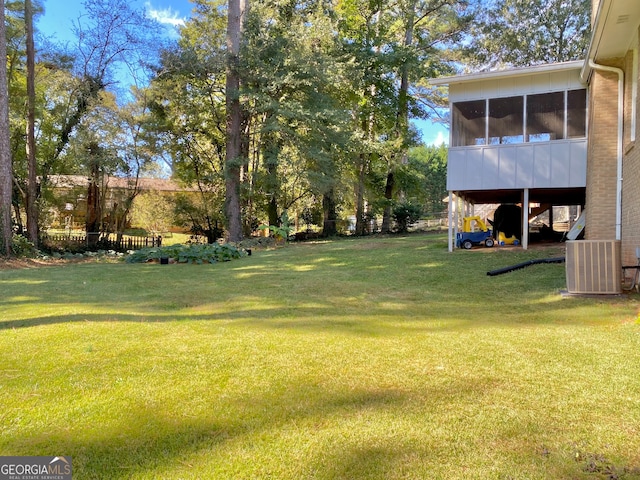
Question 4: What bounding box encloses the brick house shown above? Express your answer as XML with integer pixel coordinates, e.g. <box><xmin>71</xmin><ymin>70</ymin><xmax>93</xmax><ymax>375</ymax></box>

<box><xmin>46</xmin><ymin>175</ymin><xmax>188</xmax><ymax>231</ymax></box>
<box><xmin>584</xmin><ymin>0</ymin><xmax>640</xmax><ymax>268</ymax></box>
<box><xmin>433</xmin><ymin>0</ymin><xmax>640</xmax><ymax>292</ymax></box>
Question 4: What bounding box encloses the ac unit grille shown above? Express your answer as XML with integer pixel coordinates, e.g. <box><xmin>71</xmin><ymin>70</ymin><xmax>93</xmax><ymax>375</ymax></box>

<box><xmin>566</xmin><ymin>240</ymin><xmax>621</xmax><ymax>294</ymax></box>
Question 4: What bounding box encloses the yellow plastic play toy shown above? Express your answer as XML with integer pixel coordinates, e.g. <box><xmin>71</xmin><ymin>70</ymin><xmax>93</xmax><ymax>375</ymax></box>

<box><xmin>498</xmin><ymin>232</ymin><xmax>519</xmax><ymax>246</ymax></box>
<box><xmin>456</xmin><ymin>216</ymin><xmax>494</xmax><ymax>249</ymax></box>
<box><xmin>462</xmin><ymin>216</ymin><xmax>489</xmax><ymax>233</ymax></box>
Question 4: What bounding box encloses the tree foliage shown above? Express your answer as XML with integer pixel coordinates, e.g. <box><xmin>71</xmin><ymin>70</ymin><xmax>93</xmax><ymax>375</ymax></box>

<box><xmin>130</xmin><ymin>191</ymin><xmax>175</xmax><ymax>236</ymax></box>
<box><xmin>397</xmin><ymin>143</ymin><xmax>448</xmax><ymax>216</ymax></box>
<box><xmin>468</xmin><ymin>0</ymin><xmax>590</xmax><ymax>69</ymax></box>
<box><xmin>0</xmin><ymin>0</ymin><xmax>594</xmax><ymax>253</ymax></box>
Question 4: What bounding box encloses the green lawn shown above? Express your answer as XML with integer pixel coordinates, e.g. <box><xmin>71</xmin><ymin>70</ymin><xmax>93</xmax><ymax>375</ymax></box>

<box><xmin>1</xmin><ymin>234</ymin><xmax>639</xmax><ymax>479</ymax></box>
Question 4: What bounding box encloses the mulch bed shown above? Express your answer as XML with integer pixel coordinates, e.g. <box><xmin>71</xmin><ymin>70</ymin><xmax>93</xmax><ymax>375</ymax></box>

<box><xmin>0</xmin><ymin>257</ymin><xmax>94</xmax><ymax>270</ymax></box>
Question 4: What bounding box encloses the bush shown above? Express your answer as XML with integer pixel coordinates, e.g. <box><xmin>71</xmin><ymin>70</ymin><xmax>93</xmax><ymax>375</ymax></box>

<box><xmin>392</xmin><ymin>201</ymin><xmax>422</xmax><ymax>233</ymax></box>
<box><xmin>11</xmin><ymin>234</ymin><xmax>38</xmax><ymax>258</ymax></box>
<box><xmin>125</xmin><ymin>243</ymin><xmax>246</xmax><ymax>264</ymax></box>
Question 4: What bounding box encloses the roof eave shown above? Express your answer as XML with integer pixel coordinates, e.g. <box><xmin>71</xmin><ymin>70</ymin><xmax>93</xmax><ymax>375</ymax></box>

<box><xmin>580</xmin><ymin>0</ymin><xmax>611</xmax><ymax>83</ymax></box>
<box><xmin>430</xmin><ymin>60</ymin><xmax>584</xmax><ymax>87</ymax></box>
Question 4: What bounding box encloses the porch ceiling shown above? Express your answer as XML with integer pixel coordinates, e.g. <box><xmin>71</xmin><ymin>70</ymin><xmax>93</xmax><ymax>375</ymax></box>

<box><xmin>455</xmin><ymin>188</ymin><xmax>585</xmax><ymax>206</ymax></box>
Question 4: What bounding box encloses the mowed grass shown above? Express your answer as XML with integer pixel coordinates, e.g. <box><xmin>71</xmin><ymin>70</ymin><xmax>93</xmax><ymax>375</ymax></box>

<box><xmin>1</xmin><ymin>234</ymin><xmax>640</xmax><ymax>479</ymax></box>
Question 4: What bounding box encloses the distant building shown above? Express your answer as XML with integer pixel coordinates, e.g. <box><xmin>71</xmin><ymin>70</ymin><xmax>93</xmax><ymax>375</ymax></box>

<box><xmin>46</xmin><ymin>175</ymin><xmax>189</xmax><ymax>231</ymax></box>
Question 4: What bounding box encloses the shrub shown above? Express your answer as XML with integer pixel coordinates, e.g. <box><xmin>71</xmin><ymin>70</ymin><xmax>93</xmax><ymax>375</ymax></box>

<box><xmin>392</xmin><ymin>201</ymin><xmax>422</xmax><ymax>233</ymax></box>
<box><xmin>125</xmin><ymin>243</ymin><xmax>245</xmax><ymax>264</ymax></box>
<box><xmin>258</xmin><ymin>225</ymin><xmax>293</xmax><ymax>243</ymax></box>
<box><xmin>11</xmin><ymin>234</ymin><xmax>38</xmax><ymax>258</ymax></box>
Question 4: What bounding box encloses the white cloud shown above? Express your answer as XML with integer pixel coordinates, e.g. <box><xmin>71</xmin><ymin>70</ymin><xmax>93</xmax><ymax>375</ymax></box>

<box><xmin>145</xmin><ymin>2</ymin><xmax>186</xmax><ymax>29</ymax></box>
<box><xmin>431</xmin><ymin>130</ymin><xmax>448</xmax><ymax>146</ymax></box>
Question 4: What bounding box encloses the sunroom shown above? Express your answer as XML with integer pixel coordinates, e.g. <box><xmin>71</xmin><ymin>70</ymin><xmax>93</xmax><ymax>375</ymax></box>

<box><xmin>431</xmin><ymin>61</ymin><xmax>587</xmax><ymax>251</ymax></box>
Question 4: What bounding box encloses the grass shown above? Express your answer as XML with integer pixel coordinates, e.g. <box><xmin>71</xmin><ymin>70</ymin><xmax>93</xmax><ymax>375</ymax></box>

<box><xmin>1</xmin><ymin>233</ymin><xmax>639</xmax><ymax>479</ymax></box>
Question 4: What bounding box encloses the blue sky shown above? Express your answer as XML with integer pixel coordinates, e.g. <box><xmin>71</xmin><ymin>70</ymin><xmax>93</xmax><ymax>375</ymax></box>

<box><xmin>36</xmin><ymin>0</ymin><xmax>448</xmax><ymax>146</ymax></box>
<box><xmin>36</xmin><ymin>0</ymin><xmax>192</xmax><ymax>42</ymax></box>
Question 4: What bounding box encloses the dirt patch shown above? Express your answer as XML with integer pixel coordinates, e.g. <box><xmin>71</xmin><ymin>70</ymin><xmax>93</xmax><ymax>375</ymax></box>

<box><xmin>0</xmin><ymin>257</ymin><xmax>96</xmax><ymax>270</ymax></box>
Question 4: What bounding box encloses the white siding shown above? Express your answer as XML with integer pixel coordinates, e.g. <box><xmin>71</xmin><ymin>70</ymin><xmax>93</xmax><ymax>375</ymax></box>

<box><xmin>516</xmin><ymin>146</ymin><xmax>535</xmax><ymax>186</ymax></box>
<box><xmin>449</xmin><ymin>68</ymin><xmax>584</xmax><ymax>102</ymax></box>
<box><xmin>533</xmin><ymin>144</ymin><xmax>551</xmax><ymax>186</ymax></box>
<box><xmin>447</xmin><ymin>139</ymin><xmax>587</xmax><ymax>191</ymax></box>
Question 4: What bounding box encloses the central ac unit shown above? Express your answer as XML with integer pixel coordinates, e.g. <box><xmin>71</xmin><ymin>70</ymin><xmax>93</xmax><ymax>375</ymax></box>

<box><xmin>566</xmin><ymin>240</ymin><xmax>621</xmax><ymax>294</ymax></box>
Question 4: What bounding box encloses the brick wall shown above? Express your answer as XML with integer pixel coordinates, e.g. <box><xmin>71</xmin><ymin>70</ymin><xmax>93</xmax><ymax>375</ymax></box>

<box><xmin>620</xmin><ymin>39</ymin><xmax>640</xmax><ymax>268</ymax></box>
<box><xmin>585</xmin><ymin>60</ymin><xmax>623</xmax><ymax>241</ymax></box>
<box><xmin>588</xmin><ymin>41</ymin><xmax>640</xmax><ymax>269</ymax></box>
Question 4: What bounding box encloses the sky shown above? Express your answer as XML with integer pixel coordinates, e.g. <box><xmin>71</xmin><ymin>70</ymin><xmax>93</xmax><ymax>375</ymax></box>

<box><xmin>36</xmin><ymin>0</ymin><xmax>192</xmax><ymax>43</ymax></box>
<box><xmin>35</xmin><ymin>0</ymin><xmax>448</xmax><ymax>146</ymax></box>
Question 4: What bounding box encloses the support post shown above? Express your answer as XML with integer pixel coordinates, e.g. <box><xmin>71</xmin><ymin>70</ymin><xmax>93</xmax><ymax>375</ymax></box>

<box><xmin>522</xmin><ymin>189</ymin><xmax>529</xmax><ymax>250</ymax></box>
<box><xmin>454</xmin><ymin>194</ymin><xmax>460</xmax><ymax>248</ymax></box>
<box><xmin>448</xmin><ymin>191</ymin><xmax>454</xmax><ymax>252</ymax></box>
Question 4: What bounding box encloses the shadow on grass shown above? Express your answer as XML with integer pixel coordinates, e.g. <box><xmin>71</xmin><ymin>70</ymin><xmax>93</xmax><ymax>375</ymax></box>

<box><xmin>3</xmin><ymin>373</ymin><xmax>512</xmax><ymax>479</ymax></box>
<box><xmin>8</xmin><ymin>371</ymin><xmax>634</xmax><ymax>479</ymax></box>
<box><xmin>0</xmin><ymin>235</ymin><xmax>633</xmax><ymax>334</ymax></box>
<box><xmin>0</xmin><ymin>295</ymin><xmax>619</xmax><ymax>333</ymax></box>
<box><xmin>4</xmin><ymin>386</ymin><xmax>413</xmax><ymax>478</ymax></box>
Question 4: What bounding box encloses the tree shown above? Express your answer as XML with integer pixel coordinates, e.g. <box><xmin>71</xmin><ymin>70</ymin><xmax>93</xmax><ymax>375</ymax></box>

<box><xmin>379</xmin><ymin>0</ymin><xmax>472</xmax><ymax>232</ymax></box>
<box><xmin>130</xmin><ymin>190</ymin><xmax>175</xmax><ymax>235</ymax></box>
<box><xmin>225</xmin><ymin>0</ymin><xmax>249</xmax><ymax>242</ymax></box>
<box><xmin>147</xmin><ymin>19</ymin><xmax>228</xmax><ymax>243</ymax></box>
<box><xmin>106</xmin><ymin>89</ymin><xmax>162</xmax><ymax>243</ymax></box>
<box><xmin>335</xmin><ymin>0</ymin><xmax>396</xmax><ymax>235</ymax></box>
<box><xmin>25</xmin><ymin>0</ymin><xmax>37</xmax><ymax>245</ymax></box>
<box><xmin>335</xmin><ymin>0</ymin><xmax>472</xmax><ymax>235</ymax></box>
<box><xmin>396</xmin><ymin>143</ymin><xmax>448</xmax><ymax>216</ymax></box>
<box><xmin>468</xmin><ymin>0</ymin><xmax>590</xmax><ymax>68</ymax></box>
<box><xmin>242</xmin><ymin>0</ymin><xmax>350</xmax><ymax>235</ymax></box>
<box><xmin>61</xmin><ymin>0</ymin><xmax>161</xmax><ymax>244</ymax></box>
<box><xmin>0</xmin><ymin>0</ymin><xmax>12</xmax><ymax>255</ymax></box>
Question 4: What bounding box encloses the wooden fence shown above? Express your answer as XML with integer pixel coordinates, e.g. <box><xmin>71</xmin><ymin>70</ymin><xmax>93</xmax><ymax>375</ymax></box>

<box><xmin>43</xmin><ymin>233</ymin><xmax>162</xmax><ymax>251</ymax></box>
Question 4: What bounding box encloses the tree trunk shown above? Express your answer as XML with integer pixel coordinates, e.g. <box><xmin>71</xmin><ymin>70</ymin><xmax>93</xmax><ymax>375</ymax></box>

<box><xmin>264</xmin><ymin>121</ymin><xmax>280</xmax><ymax>227</ymax></box>
<box><xmin>354</xmin><ymin>154</ymin><xmax>367</xmax><ymax>236</ymax></box>
<box><xmin>25</xmin><ymin>0</ymin><xmax>38</xmax><ymax>246</ymax></box>
<box><xmin>85</xmin><ymin>150</ymin><xmax>101</xmax><ymax>247</ymax></box>
<box><xmin>0</xmin><ymin>0</ymin><xmax>12</xmax><ymax>255</ymax></box>
<box><xmin>225</xmin><ymin>0</ymin><xmax>248</xmax><ymax>242</ymax></box>
<box><xmin>321</xmin><ymin>189</ymin><xmax>337</xmax><ymax>237</ymax></box>
<box><xmin>380</xmin><ymin>171</ymin><xmax>395</xmax><ymax>233</ymax></box>
<box><xmin>267</xmin><ymin>197</ymin><xmax>278</xmax><ymax>227</ymax></box>
<box><xmin>381</xmin><ymin>1</ymin><xmax>414</xmax><ymax>234</ymax></box>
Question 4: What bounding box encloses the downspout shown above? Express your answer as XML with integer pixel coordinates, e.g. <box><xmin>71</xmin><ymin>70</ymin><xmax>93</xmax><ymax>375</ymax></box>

<box><xmin>589</xmin><ymin>60</ymin><xmax>623</xmax><ymax>241</ymax></box>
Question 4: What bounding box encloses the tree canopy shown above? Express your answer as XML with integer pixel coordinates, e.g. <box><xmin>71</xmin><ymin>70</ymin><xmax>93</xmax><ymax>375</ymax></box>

<box><xmin>0</xmin><ymin>0</ymin><xmax>592</xmax><ymax>254</ymax></box>
<box><xmin>467</xmin><ymin>0</ymin><xmax>590</xmax><ymax>69</ymax></box>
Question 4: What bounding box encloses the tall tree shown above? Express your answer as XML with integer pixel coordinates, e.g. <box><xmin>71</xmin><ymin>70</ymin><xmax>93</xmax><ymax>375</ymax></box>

<box><xmin>337</xmin><ymin>0</ymin><xmax>470</xmax><ymax>234</ymax></box>
<box><xmin>242</xmin><ymin>0</ymin><xmax>349</xmax><ymax>234</ymax></box>
<box><xmin>336</xmin><ymin>0</ymin><xmax>394</xmax><ymax>235</ymax></box>
<box><xmin>149</xmin><ymin>8</ymin><xmax>229</xmax><ymax>243</ymax></box>
<box><xmin>380</xmin><ymin>0</ymin><xmax>471</xmax><ymax>232</ymax></box>
<box><xmin>0</xmin><ymin>0</ymin><xmax>12</xmax><ymax>255</ymax></box>
<box><xmin>25</xmin><ymin>0</ymin><xmax>38</xmax><ymax>245</ymax></box>
<box><xmin>468</xmin><ymin>0</ymin><xmax>590</xmax><ymax>68</ymax></box>
<box><xmin>225</xmin><ymin>0</ymin><xmax>248</xmax><ymax>242</ymax></box>
<box><xmin>68</xmin><ymin>0</ymin><xmax>161</xmax><ymax>244</ymax></box>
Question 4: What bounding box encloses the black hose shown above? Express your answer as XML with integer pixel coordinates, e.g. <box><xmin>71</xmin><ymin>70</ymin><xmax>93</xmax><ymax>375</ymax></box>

<box><xmin>487</xmin><ymin>257</ymin><xmax>565</xmax><ymax>276</ymax></box>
